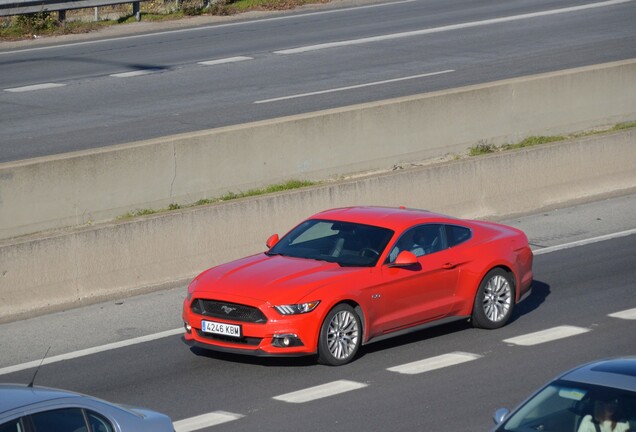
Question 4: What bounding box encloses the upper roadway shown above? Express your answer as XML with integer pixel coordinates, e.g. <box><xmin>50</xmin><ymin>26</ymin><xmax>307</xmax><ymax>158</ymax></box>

<box><xmin>1</xmin><ymin>0</ymin><xmax>635</xmax><ymax>162</ymax></box>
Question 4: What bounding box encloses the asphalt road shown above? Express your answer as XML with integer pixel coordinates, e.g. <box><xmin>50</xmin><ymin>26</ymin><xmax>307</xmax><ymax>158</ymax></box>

<box><xmin>1</xmin><ymin>0</ymin><xmax>635</xmax><ymax>162</ymax></box>
<box><xmin>1</xmin><ymin>193</ymin><xmax>635</xmax><ymax>431</ymax></box>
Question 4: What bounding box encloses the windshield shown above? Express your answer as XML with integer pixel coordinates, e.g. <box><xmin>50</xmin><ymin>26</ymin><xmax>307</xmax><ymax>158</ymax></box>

<box><xmin>498</xmin><ymin>380</ymin><xmax>636</xmax><ymax>432</ymax></box>
<box><xmin>267</xmin><ymin>219</ymin><xmax>394</xmax><ymax>267</ymax></box>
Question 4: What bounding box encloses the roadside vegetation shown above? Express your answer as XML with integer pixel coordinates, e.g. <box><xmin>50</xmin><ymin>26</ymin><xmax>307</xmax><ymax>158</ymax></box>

<box><xmin>0</xmin><ymin>0</ymin><xmax>326</xmax><ymax>40</ymax></box>
<box><xmin>117</xmin><ymin>179</ymin><xmax>317</xmax><ymax>220</ymax></box>
<box><xmin>468</xmin><ymin>121</ymin><xmax>636</xmax><ymax>156</ymax></box>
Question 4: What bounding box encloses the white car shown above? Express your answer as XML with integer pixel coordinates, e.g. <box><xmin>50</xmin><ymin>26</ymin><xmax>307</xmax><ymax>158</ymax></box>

<box><xmin>0</xmin><ymin>384</ymin><xmax>174</xmax><ymax>432</ymax></box>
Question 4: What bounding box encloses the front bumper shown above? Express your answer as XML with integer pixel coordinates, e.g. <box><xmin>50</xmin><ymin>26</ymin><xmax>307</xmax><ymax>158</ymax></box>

<box><xmin>181</xmin><ymin>335</ymin><xmax>313</xmax><ymax>357</ymax></box>
<box><xmin>182</xmin><ymin>302</ymin><xmax>320</xmax><ymax>357</ymax></box>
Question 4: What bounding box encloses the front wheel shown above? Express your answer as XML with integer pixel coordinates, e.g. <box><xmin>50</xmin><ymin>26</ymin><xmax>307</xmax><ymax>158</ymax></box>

<box><xmin>317</xmin><ymin>304</ymin><xmax>361</xmax><ymax>366</ymax></box>
<box><xmin>472</xmin><ymin>269</ymin><xmax>515</xmax><ymax>329</ymax></box>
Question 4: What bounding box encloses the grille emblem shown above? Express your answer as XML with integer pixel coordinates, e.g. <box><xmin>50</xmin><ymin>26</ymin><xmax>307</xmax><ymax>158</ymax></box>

<box><xmin>221</xmin><ymin>305</ymin><xmax>236</xmax><ymax>314</ymax></box>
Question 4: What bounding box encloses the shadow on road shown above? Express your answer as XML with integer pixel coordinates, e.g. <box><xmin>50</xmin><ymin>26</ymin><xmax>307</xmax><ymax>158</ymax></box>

<box><xmin>509</xmin><ymin>279</ymin><xmax>551</xmax><ymax>324</ymax></box>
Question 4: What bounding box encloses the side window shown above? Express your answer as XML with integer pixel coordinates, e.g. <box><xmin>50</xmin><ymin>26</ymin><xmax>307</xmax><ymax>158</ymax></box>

<box><xmin>446</xmin><ymin>225</ymin><xmax>471</xmax><ymax>247</ymax></box>
<box><xmin>30</xmin><ymin>408</ymin><xmax>87</xmax><ymax>432</ymax></box>
<box><xmin>0</xmin><ymin>419</ymin><xmax>23</xmax><ymax>432</ymax></box>
<box><xmin>87</xmin><ymin>411</ymin><xmax>114</xmax><ymax>432</ymax></box>
<box><xmin>387</xmin><ymin>224</ymin><xmax>445</xmax><ymax>262</ymax></box>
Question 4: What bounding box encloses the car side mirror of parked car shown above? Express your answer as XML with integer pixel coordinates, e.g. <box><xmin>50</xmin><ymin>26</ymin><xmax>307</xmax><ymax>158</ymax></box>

<box><xmin>391</xmin><ymin>250</ymin><xmax>418</xmax><ymax>267</ymax></box>
<box><xmin>266</xmin><ymin>234</ymin><xmax>279</xmax><ymax>249</ymax></box>
<box><xmin>493</xmin><ymin>408</ymin><xmax>510</xmax><ymax>425</ymax></box>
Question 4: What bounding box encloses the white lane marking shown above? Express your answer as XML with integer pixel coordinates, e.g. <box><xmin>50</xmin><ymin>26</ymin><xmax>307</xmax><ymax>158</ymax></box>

<box><xmin>0</xmin><ymin>0</ymin><xmax>416</xmax><ymax>56</ymax></box>
<box><xmin>609</xmin><ymin>308</ymin><xmax>636</xmax><ymax>320</ymax></box>
<box><xmin>533</xmin><ymin>228</ymin><xmax>636</xmax><ymax>255</ymax></box>
<box><xmin>387</xmin><ymin>352</ymin><xmax>481</xmax><ymax>375</ymax></box>
<box><xmin>110</xmin><ymin>70</ymin><xmax>160</xmax><ymax>78</ymax></box>
<box><xmin>0</xmin><ymin>328</ymin><xmax>182</xmax><ymax>376</ymax></box>
<box><xmin>1</xmin><ymin>229</ymin><xmax>633</xmax><ymax>375</ymax></box>
<box><xmin>198</xmin><ymin>56</ymin><xmax>253</xmax><ymax>66</ymax></box>
<box><xmin>173</xmin><ymin>411</ymin><xmax>244</xmax><ymax>432</ymax></box>
<box><xmin>503</xmin><ymin>325</ymin><xmax>590</xmax><ymax>346</ymax></box>
<box><xmin>273</xmin><ymin>380</ymin><xmax>367</xmax><ymax>403</ymax></box>
<box><xmin>254</xmin><ymin>69</ymin><xmax>454</xmax><ymax>103</ymax></box>
<box><xmin>4</xmin><ymin>83</ymin><xmax>66</xmax><ymax>92</ymax></box>
<box><xmin>274</xmin><ymin>0</ymin><xmax>633</xmax><ymax>54</ymax></box>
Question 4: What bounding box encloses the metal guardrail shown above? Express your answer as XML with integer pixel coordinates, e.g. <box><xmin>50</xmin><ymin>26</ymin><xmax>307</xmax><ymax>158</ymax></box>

<box><xmin>0</xmin><ymin>0</ymin><xmax>143</xmax><ymax>20</ymax></box>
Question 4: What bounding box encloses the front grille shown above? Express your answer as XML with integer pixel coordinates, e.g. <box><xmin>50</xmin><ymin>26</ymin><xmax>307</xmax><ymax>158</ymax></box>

<box><xmin>191</xmin><ymin>299</ymin><xmax>267</xmax><ymax>323</ymax></box>
<box><xmin>196</xmin><ymin>329</ymin><xmax>262</xmax><ymax>346</ymax></box>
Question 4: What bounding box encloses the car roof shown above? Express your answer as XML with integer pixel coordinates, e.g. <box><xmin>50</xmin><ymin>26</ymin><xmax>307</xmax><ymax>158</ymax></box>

<box><xmin>0</xmin><ymin>384</ymin><xmax>83</xmax><ymax>414</ymax></box>
<box><xmin>310</xmin><ymin>206</ymin><xmax>458</xmax><ymax>231</ymax></box>
<box><xmin>559</xmin><ymin>357</ymin><xmax>636</xmax><ymax>392</ymax></box>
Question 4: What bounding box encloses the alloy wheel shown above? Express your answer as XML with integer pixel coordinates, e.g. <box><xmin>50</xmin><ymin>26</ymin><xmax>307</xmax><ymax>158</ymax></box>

<box><xmin>482</xmin><ymin>274</ymin><xmax>512</xmax><ymax>322</ymax></box>
<box><xmin>326</xmin><ymin>310</ymin><xmax>360</xmax><ymax>360</ymax></box>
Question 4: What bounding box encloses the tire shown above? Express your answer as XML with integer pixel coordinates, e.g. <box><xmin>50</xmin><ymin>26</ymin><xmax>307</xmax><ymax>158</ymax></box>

<box><xmin>317</xmin><ymin>304</ymin><xmax>362</xmax><ymax>366</ymax></box>
<box><xmin>472</xmin><ymin>268</ymin><xmax>515</xmax><ymax>329</ymax></box>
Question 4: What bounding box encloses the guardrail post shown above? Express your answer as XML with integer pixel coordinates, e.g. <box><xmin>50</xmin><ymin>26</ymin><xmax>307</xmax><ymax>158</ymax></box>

<box><xmin>58</xmin><ymin>9</ymin><xmax>66</xmax><ymax>21</ymax></box>
<box><xmin>132</xmin><ymin>1</ymin><xmax>140</xmax><ymax>20</ymax></box>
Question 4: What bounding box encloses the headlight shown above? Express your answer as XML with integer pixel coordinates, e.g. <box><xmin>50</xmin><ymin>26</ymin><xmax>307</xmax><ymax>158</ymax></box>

<box><xmin>274</xmin><ymin>301</ymin><xmax>320</xmax><ymax>315</ymax></box>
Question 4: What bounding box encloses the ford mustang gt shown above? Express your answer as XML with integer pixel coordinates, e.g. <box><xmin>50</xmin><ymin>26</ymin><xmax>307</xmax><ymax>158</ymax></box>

<box><xmin>182</xmin><ymin>206</ymin><xmax>533</xmax><ymax>365</ymax></box>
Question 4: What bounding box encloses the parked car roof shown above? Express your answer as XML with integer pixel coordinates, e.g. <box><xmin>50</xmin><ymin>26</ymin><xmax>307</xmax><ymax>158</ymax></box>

<box><xmin>0</xmin><ymin>384</ymin><xmax>82</xmax><ymax>414</ymax></box>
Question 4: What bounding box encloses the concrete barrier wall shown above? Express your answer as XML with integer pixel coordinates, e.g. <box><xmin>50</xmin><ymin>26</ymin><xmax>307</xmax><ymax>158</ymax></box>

<box><xmin>1</xmin><ymin>129</ymin><xmax>635</xmax><ymax>322</ymax></box>
<box><xmin>1</xmin><ymin>59</ymin><xmax>636</xmax><ymax>240</ymax></box>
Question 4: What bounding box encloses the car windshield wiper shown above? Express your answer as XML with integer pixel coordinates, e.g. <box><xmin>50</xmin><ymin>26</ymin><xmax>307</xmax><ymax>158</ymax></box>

<box><xmin>338</xmin><ymin>262</ymin><xmax>365</xmax><ymax>267</ymax></box>
<box><xmin>310</xmin><ymin>257</ymin><xmax>335</xmax><ymax>263</ymax></box>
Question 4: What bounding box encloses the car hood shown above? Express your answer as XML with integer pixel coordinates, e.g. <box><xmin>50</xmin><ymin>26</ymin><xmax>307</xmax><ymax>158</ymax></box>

<box><xmin>193</xmin><ymin>253</ymin><xmax>364</xmax><ymax>304</ymax></box>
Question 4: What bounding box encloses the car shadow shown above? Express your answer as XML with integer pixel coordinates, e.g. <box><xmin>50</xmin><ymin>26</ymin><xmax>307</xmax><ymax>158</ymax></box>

<box><xmin>508</xmin><ymin>279</ymin><xmax>551</xmax><ymax>324</ymax></box>
<box><xmin>359</xmin><ymin>319</ymin><xmax>473</xmax><ymax>358</ymax></box>
<box><xmin>189</xmin><ymin>346</ymin><xmax>318</xmax><ymax>368</ymax></box>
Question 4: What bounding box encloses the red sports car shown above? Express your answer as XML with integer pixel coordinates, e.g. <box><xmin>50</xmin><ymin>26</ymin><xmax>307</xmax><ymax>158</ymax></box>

<box><xmin>182</xmin><ymin>206</ymin><xmax>533</xmax><ymax>365</ymax></box>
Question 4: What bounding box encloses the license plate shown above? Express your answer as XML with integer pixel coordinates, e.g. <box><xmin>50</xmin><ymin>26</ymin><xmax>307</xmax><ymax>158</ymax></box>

<box><xmin>201</xmin><ymin>320</ymin><xmax>242</xmax><ymax>338</ymax></box>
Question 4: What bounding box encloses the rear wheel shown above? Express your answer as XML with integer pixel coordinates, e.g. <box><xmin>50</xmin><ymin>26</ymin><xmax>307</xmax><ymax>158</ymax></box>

<box><xmin>472</xmin><ymin>269</ymin><xmax>515</xmax><ymax>329</ymax></box>
<box><xmin>317</xmin><ymin>304</ymin><xmax>361</xmax><ymax>366</ymax></box>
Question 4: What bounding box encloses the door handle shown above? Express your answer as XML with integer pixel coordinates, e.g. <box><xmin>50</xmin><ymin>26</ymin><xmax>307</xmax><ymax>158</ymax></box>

<box><xmin>442</xmin><ymin>262</ymin><xmax>456</xmax><ymax>269</ymax></box>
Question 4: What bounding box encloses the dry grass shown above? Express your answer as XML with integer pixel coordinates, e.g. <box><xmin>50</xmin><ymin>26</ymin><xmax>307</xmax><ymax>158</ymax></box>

<box><xmin>0</xmin><ymin>0</ymin><xmax>327</xmax><ymax>40</ymax></box>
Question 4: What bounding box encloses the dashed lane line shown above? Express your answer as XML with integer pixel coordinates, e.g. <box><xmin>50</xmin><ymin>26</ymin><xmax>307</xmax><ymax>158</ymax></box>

<box><xmin>4</xmin><ymin>83</ymin><xmax>66</xmax><ymax>92</ymax></box>
<box><xmin>110</xmin><ymin>70</ymin><xmax>161</xmax><ymax>78</ymax></box>
<box><xmin>198</xmin><ymin>56</ymin><xmax>253</xmax><ymax>66</ymax></box>
<box><xmin>173</xmin><ymin>411</ymin><xmax>244</xmax><ymax>432</ymax></box>
<box><xmin>609</xmin><ymin>308</ymin><xmax>636</xmax><ymax>320</ymax></box>
<box><xmin>503</xmin><ymin>325</ymin><xmax>590</xmax><ymax>346</ymax></box>
<box><xmin>387</xmin><ymin>352</ymin><xmax>481</xmax><ymax>375</ymax></box>
<box><xmin>273</xmin><ymin>380</ymin><xmax>367</xmax><ymax>403</ymax></box>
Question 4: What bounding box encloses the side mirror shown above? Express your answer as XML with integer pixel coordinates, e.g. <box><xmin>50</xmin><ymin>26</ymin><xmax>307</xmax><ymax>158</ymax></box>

<box><xmin>493</xmin><ymin>408</ymin><xmax>510</xmax><ymax>425</ymax></box>
<box><xmin>391</xmin><ymin>250</ymin><xmax>418</xmax><ymax>267</ymax></box>
<box><xmin>266</xmin><ymin>234</ymin><xmax>279</xmax><ymax>249</ymax></box>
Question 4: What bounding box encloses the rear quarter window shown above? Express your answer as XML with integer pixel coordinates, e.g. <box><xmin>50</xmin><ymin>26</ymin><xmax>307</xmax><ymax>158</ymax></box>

<box><xmin>446</xmin><ymin>225</ymin><xmax>471</xmax><ymax>247</ymax></box>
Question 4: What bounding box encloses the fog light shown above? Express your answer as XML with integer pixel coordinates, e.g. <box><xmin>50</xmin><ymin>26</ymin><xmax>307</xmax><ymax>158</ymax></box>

<box><xmin>272</xmin><ymin>334</ymin><xmax>303</xmax><ymax>348</ymax></box>
<box><xmin>184</xmin><ymin>322</ymin><xmax>192</xmax><ymax>334</ymax></box>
